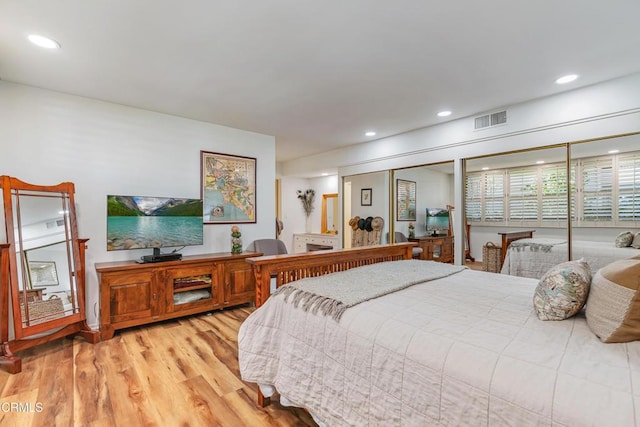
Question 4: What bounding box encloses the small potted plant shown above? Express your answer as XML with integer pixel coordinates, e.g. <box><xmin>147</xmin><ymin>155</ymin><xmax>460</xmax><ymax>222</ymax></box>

<box><xmin>231</xmin><ymin>225</ymin><xmax>242</xmax><ymax>254</ymax></box>
<box><xmin>408</xmin><ymin>222</ymin><xmax>415</xmax><ymax>239</ymax></box>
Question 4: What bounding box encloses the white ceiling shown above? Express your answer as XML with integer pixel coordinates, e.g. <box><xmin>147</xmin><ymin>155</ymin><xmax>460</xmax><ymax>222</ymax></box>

<box><xmin>2</xmin><ymin>1</ymin><xmax>640</xmax><ymax>163</ymax></box>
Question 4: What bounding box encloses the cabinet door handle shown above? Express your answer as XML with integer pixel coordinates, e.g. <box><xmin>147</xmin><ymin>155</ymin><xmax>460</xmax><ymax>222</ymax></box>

<box><xmin>153</xmin><ymin>293</ymin><xmax>158</xmax><ymax>300</ymax></box>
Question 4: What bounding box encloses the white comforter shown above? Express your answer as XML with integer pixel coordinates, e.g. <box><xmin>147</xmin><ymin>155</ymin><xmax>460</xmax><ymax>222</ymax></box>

<box><xmin>501</xmin><ymin>238</ymin><xmax>640</xmax><ymax>279</ymax></box>
<box><xmin>239</xmin><ymin>267</ymin><xmax>640</xmax><ymax>426</ymax></box>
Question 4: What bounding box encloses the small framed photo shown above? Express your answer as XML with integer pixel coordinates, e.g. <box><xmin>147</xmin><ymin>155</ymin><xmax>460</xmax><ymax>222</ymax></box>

<box><xmin>361</xmin><ymin>188</ymin><xmax>372</xmax><ymax>206</ymax></box>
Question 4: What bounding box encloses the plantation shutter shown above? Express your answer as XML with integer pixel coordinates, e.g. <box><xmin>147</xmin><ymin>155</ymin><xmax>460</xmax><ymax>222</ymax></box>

<box><xmin>582</xmin><ymin>157</ymin><xmax>613</xmax><ymax>222</ymax></box>
<box><xmin>508</xmin><ymin>167</ymin><xmax>538</xmax><ymax>222</ymax></box>
<box><xmin>617</xmin><ymin>153</ymin><xmax>640</xmax><ymax>223</ymax></box>
<box><xmin>465</xmin><ymin>173</ymin><xmax>482</xmax><ymax>222</ymax></box>
<box><xmin>484</xmin><ymin>171</ymin><xmax>504</xmax><ymax>222</ymax></box>
<box><xmin>541</xmin><ymin>164</ymin><xmax>568</xmax><ymax>224</ymax></box>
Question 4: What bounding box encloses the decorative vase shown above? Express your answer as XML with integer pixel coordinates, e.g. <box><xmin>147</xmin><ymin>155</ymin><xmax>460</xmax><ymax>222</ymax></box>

<box><xmin>231</xmin><ymin>225</ymin><xmax>242</xmax><ymax>254</ymax></box>
<box><xmin>305</xmin><ymin>216</ymin><xmax>312</xmax><ymax>233</ymax></box>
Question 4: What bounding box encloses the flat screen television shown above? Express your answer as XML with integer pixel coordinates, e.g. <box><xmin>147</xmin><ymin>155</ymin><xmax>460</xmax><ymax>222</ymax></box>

<box><xmin>426</xmin><ymin>207</ymin><xmax>450</xmax><ymax>236</ymax></box>
<box><xmin>107</xmin><ymin>195</ymin><xmax>203</xmax><ymax>261</ymax></box>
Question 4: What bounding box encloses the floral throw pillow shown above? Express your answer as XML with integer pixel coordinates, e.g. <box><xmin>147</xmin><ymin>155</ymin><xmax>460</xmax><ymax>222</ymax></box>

<box><xmin>615</xmin><ymin>231</ymin><xmax>634</xmax><ymax>248</ymax></box>
<box><xmin>533</xmin><ymin>259</ymin><xmax>592</xmax><ymax>321</ymax></box>
<box><xmin>631</xmin><ymin>232</ymin><xmax>640</xmax><ymax>249</ymax></box>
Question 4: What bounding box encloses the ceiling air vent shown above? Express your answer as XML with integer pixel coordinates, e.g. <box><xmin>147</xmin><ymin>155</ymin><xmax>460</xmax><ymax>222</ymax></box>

<box><xmin>46</xmin><ymin>219</ymin><xmax>65</xmax><ymax>229</ymax></box>
<box><xmin>474</xmin><ymin>110</ymin><xmax>507</xmax><ymax>130</ymax></box>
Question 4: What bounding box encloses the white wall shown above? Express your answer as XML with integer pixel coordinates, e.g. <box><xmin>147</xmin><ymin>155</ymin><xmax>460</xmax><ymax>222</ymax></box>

<box><xmin>0</xmin><ymin>81</ymin><xmax>276</xmax><ymax>329</ymax></box>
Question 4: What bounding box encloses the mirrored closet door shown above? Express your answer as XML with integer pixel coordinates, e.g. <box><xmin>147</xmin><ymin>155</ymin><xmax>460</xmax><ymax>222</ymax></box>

<box><xmin>464</xmin><ymin>146</ymin><xmax>570</xmax><ymax>276</ymax></box>
<box><xmin>569</xmin><ymin>133</ymin><xmax>640</xmax><ymax>264</ymax></box>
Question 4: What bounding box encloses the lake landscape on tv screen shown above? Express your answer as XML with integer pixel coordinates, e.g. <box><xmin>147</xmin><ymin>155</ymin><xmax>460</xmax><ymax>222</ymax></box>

<box><xmin>107</xmin><ymin>195</ymin><xmax>203</xmax><ymax>251</ymax></box>
<box><xmin>426</xmin><ymin>208</ymin><xmax>450</xmax><ymax>230</ymax></box>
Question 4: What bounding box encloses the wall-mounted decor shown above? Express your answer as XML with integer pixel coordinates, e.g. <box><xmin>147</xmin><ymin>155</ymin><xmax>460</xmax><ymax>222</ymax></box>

<box><xmin>28</xmin><ymin>261</ymin><xmax>59</xmax><ymax>287</ymax></box>
<box><xmin>201</xmin><ymin>151</ymin><xmax>257</xmax><ymax>224</ymax></box>
<box><xmin>396</xmin><ymin>179</ymin><xmax>416</xmax><ymax>221</ymax></box>
<box><xmin>361</xmin><ymin>188</ymin><xmax>372</xmax><ymax>206</ymax></box>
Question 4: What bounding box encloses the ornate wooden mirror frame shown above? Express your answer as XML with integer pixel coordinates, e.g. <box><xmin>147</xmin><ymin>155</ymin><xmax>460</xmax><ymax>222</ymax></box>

<box><xmin>0</xmin><ymin>176</ymin><xmax>98</xmax><ymax>373</ymax></box>
<box><xmin>321</xmin><ymin>193</ymin><xmax>338</xmax><ymax>234</ymax></box>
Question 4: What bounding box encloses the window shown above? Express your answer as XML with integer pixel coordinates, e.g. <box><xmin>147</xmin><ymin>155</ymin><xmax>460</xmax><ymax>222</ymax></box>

<box><xmin>484</xmin><ymin>171</ymin><xmax>504</xmax><ymax>222</ymax></box>
<box><xmin>465</xmin><ymin>151</ymin><xmax>640</xmax><ymax>228</ymax></box>
<box><xmin>578</xmin><ymin>157</ymin><xmax>613</xmax><ymax>223</ymax></box>
<box><xmin>618</xmin><ymin>154</ymin><xmax>640</xmax><ymax>223</ymax></box>
<box><xmin>508</xmin><ymin>167</ymin><xmax>538</xmax><ymax>223</ymax></box>
<box><xmin>540</xmin><ymin>164</ymin><xmax>569</xmax><ymax>224</ymax></box>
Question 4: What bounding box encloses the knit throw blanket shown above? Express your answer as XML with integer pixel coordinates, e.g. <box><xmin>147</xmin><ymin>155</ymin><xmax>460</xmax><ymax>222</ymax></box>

<box><xmin>272</xmin><ymin>260</ymin><xmax>466</xmax><ymax>321</ymax></box>
<box><xmin>509</xmin><ymin>238</ymin><xmax>566</xmax><ymax>253</ymax></box>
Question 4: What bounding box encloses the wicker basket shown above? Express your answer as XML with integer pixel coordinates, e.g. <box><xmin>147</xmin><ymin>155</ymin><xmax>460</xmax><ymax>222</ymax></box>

<box><xmin>482</xmin><ymin>242</ymin><xmax>502</xmax><ymax>273</ymax></box>
<box><xmin>20</xmin><ymin>295</ymin><xmax>65</xmax><ymax>325</ymax></box>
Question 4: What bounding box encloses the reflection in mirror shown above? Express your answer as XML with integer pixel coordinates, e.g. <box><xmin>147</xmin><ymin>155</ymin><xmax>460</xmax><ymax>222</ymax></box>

<box><xmin>392</xmin><ymin>162</ymin><xmax>454</xmax><ymax>240</ymax></box>
<box><xmin>569</xmin><ymin>133</ymin><xmax>640</xmax><ymax>270</ymax></box>
<box><xmin>321</xmin><ymin>193</ymin><xmax>338</xmax><ymax>234</ymax></box>
<box><xmin>465</xmin><ymin>146</ymin><xmax>569</xmax><ymax>278</ymax></box>
<box><xmin>11</xmin><ymin>190</ymin><xmax>79</xmax><ymax>328</ymax></box>
<box><xmin>342</xmin><ymin>171</ymin><xmax>389</xmax><ymax>248</ymax></box>
<box><xmin>28</xmin><ymin>260</ymin><xmax>60</xmax><ymax>288</ymax></box>
<box><xmin>389</xmin><ymin>162</ymin><xmax>457</xmax><ymax>262</ymax></box>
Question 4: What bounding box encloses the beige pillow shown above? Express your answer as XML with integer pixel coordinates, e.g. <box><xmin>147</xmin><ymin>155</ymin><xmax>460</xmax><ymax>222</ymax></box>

<box><xmin>533</xmin><ymin>259</ymin><xmax>592</xmax><ymax>321</ymax></box>
<box><xmin>585</xmin><ymin>256</ymin><xmax>640</xmax><ymax>343</ymax></box>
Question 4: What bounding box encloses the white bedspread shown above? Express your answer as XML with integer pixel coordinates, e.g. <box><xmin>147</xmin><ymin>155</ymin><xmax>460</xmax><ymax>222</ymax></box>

<box><xmin>239</xmin><ymin>267</ymin><xmax>640</xmax><ymax>426</ymax></box>
<box><xmin>501</xmin><ymin>238</ymin><xmax>640</xmax><ymax>279</ymax></box>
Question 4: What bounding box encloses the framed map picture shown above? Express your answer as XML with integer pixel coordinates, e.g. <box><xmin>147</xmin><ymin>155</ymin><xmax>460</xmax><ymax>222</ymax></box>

<box><xmin>396</xmin><ymin>179</ymin><xmax>416</xmax><ymax>221</ymax></box>
<box><xmin>201</xmin><ymin>151</ymin><xmax>257</xmax><ymax>224</ymax></box>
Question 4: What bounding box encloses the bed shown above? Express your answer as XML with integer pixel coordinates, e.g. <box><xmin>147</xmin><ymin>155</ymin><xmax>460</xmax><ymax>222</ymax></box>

<box><xmin>239</xmin><ymin>244</ymin><xmax>640</xmax><ymax>426</ymax></box>
<box><xmin>500</xmin><ymin>238</ymin><xmax>640</xmax><ymax>279</ymax></box>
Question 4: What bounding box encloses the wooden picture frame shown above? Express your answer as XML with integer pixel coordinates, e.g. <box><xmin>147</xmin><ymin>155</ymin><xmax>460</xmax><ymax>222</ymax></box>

<box><xmin>361</xmin><ymin>188</ymin><xmax>372</xmax><ymax>206</ymax></box>
<box><xmin>28</xmin><ymin>261</ymin><xmax>59</xmax><ymax>287</ymax></box>
<box><xmin>396</xmin><ymin>179</ymin><xmax>416</xmax><ymax>221</ymax></box>
<box><xmin>201</xmin><ymin>151</ymin><xmax>257</xmax><ymax>224</ymax></box>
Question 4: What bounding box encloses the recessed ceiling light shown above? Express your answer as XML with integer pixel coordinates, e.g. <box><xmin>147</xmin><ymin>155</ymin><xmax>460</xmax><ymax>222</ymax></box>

<box><xmin>321</xmin><ymin>173</ymin><xmax>329</xmax><ymax>176</ymax></box>
<box><xmin>365</xmin><ymin>131</ymin><xmax>376</xmax><ymax>137</ymax></box>
<box><xmin>481</xmin><ymin>167</ymin><xmax>490</xmax><ymax>171</ymax></box>
<box><xmin>555</xmin><ymin>74</ymin><xmax>578</xmax><ymax>85</ymax></box>
<box><xmin>437</xmin><ymin>111</ymin><xmax>452</xmax><ymax>117</ymax></box>
<box><xmin>28</xmin><ymin>34</ymin><xmax>61</xmax><ymax>49</ymax></box>
<box><xmin>608</xmin><ymin>149</ymin><xmax>620</xmax><ymax>154</ymax></box>
<box><xmin>536</xmin><ymin>160</ymin><xmax>545</xmax><ymax>164</ymax></box>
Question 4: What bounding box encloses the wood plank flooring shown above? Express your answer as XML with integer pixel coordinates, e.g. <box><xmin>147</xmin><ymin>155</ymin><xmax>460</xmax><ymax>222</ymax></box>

<box><xmin>0</xmin><ymin>306</ymin><xmax>317</xmax><ymax>427</ymax></box>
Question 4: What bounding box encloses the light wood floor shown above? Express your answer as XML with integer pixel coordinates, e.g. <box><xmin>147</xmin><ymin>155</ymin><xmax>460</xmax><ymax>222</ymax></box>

<box><xmin>466</xmin><ymin>260</ymin><xmax>483</xmax><ymax>271</ymax></box>
<box><xmin>0</xmin><ymin>306</ymin><xmax>317</xmax><ymax>427</ymax></box>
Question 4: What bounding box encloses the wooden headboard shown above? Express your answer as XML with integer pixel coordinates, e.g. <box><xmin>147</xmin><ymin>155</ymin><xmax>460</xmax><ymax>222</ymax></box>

<box><xmin>246</xmin><ymin>243</ymin><xmax>416</xmax><ymax>307</ymax></box>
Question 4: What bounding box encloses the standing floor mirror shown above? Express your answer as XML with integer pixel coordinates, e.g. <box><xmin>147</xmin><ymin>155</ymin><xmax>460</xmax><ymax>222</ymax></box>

<box><xmin>1</xmin><ymin>176</ymin><xmax>98</xmax><ymax>373</ymax></box>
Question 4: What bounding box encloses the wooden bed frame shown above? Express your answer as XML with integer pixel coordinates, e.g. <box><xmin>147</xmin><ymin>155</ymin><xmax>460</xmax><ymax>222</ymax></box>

<box><xmin>246</xmin><ymin>242</ymin><xmax>416</xmax><ymax>308</ymax></box>
<box><xmin>245</xmin><ymin>242</ymin><xmax>416</xmax><ymax>406</ymax></box>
